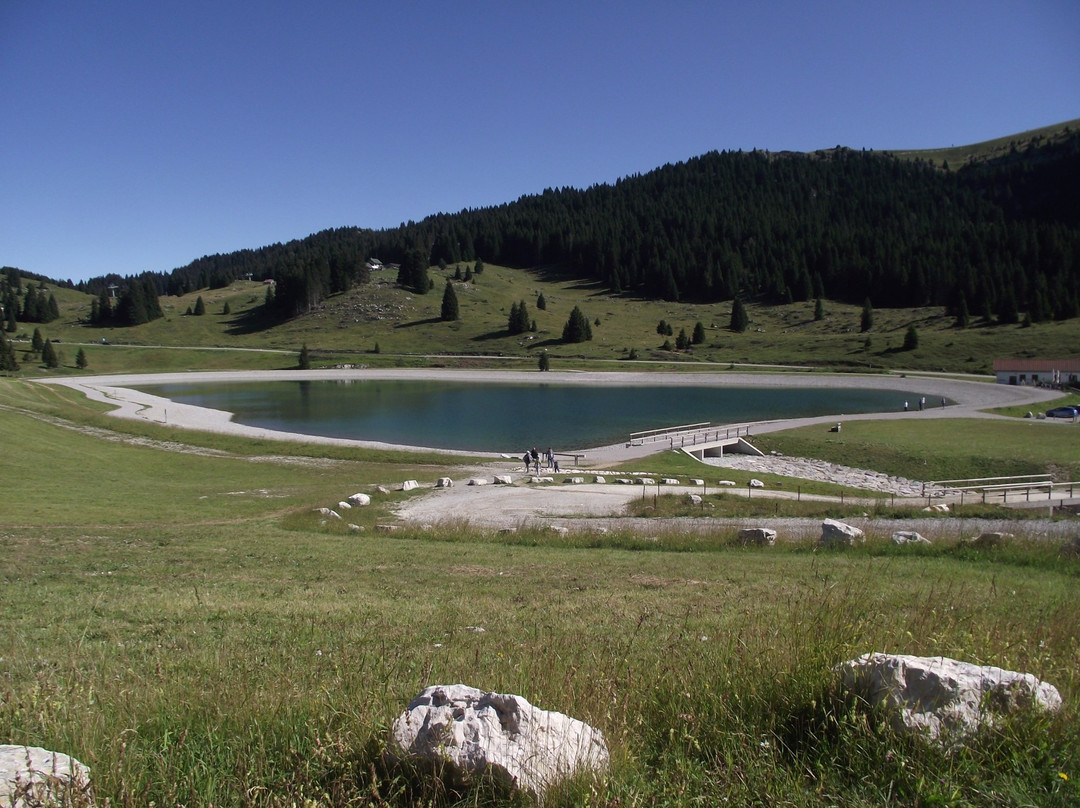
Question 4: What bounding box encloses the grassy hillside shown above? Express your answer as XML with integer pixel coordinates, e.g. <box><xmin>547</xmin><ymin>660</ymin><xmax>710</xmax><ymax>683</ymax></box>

<box><xmin>8</xmin><ymin>265</ymin><xmax>1080</xmax><ymax>377</ymax></box>
<box><xmin>888</xmin><ymin>117</ymin><xmax>1080</xmax><ymax>168</ymax></box>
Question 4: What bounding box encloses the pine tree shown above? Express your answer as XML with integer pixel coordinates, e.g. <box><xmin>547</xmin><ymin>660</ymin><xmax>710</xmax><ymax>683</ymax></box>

<box><xmin>903</xmin><ymin>324</ymin><xmax>919</xmax><ymax>351</ymax></box>
<box><xmin>676</xmin><ymin>328</ymin><xmax>689</xmax><ymax>350</ymax></box>
<box><xmin>692</xmin><ymin>321</ymin><xmax>705</xmax><ymax>344</ymax></box>
<box><xmin>538</xmin><ymin>351</ymin><xmax>550</xmax><ymax>371</ymax></box>
<box><xmin>814</xmin><ymin>298</ymin><xmax>824</xmax><ymax>321</ymax></box>
<box><xmin>536</xmin><ymin>292</ymin><xmax>546</xmax><ymax>310</ymax></box>
<box><xmin>730</xmin><ymin>298</ymin><xmax>748</xmax><ymax>332</ymax></box>
<box><xmin>298</xmin><ymin>343</ymin><xmax>311</xmax><ymax>369</ymax></box>
<box><xmin>31</xmin><ymin>327</ymin><xmax>44</xmax><ymax>354</ymax></box>
<box><xmin>223</xmin><ymin>301</ymin><xmax>231</xmax><ymax>315</ymax></box>
<box><xmin>75</xmin><ymin>347</ymin><xmax>88</xmax><ymax>369</ymax></box>
<box><xmin>473</xmin><ymin>258</ymin><xmax>484</xmax><ymax>275</ymax></box>
<box><xmin>193</xmin><ymin>295</ymin><xmax>206</xmax><ymax>316</ymax></box>
<box><xmin>4</xmin><ymin>306</ymin><xmax>15</xmax><ymax>333</ymax></box>
<box><xmin>562</xmin><ymin>306</ymin><xmax>592</xmax><ymax>343</ymax></box>
<box><xmin>508</xmin><ymin>300</ymin><xmax>529</xmax><ymax>334</ymax></box>
<box><xmin>955</xmin><ymin>294</ymin><xmax>970</xmax><ymax>328</ymax></box>
<box><xmin>41</xmin><ymin>338</ymin><xmax>58</xmax><ymax>368</ymax></box>
<box><xmin>0</xmin><ymin>329</ymin><xmax>18</xmax><ymax>371</ymax></box>
<box><xmin>860</xmin><ymin>298</ymin><xmax>874</xmax><ymax>332</ymax></box>
<box><xmin>441</xmin><ymin>280</ymin><xmax>460</xmax><ymax>321</ymax></box>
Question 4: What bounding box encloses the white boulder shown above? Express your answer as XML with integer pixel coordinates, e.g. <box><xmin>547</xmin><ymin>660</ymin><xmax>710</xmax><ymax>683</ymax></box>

<box><xmin>593</xmin><ymin>475</ymin><xmax>607</xmax><ymax>484</ymax></box>
<box><xmin>435</xmin><ymin>477</ymin><xmax>453</xmax><ymax>488</ymax></box>
<box><xmin>749</xmin><ymin>479</ymin><xmax>765</xmax><ymax>488</ymax></box>
<box><xmin>401</xmin><ymin>480</ymin><xmax>420</xmax><ymax>492</ymax></box>
<box><xmin>337</xmin><ymin>501</ymin><xmax>352</xmax><ymax>510</ymax></box>
<box><xmin>565</xmin><ymin>477</ymin><xmax>584</xmax><ymax>484</ymax></box>
<box><xmin>467</xmin><ymin>478</ymin><xmax>489</xmax><ymax>486</ymax></box>
<box><xmin>494</xmin><ymin>475</ymin><xmax>514</xmax><ymax>485</ymax></box>
<box><xmin>615</xmin><ymin>478</ymin><xmax>634</xmax><ymax>485</ymax></box>
<box><xmin>347</xmin><ymin>492</ymin><xmax>372</xmax><ymax>506</ymax></box>
<box><xmin>0</xmin><ymin>745</ymin><xmax>92</xmax><ymax>808</ymax></box>
<box><xmin>839</xmin><ymin>653</ymin><xmax>1062</xmax><ymax>742</ymax></box>
<box><xmin>891</xmin><ymin>530</ymin><xmax>931</xmax><ymax>545</ymax></box>
<box><xmin>717</xmin><ymin>480</ymin><xmax>737</xmax><ymax>486</ymax></box>
<box><xmin>922</xmin><ymin>503</ymin><xmax>950</xmax><ymax>513</ymax></box>
<box><xmin>690</xmin><ymin>478</ymin><xmax>705</xmax><ymax>486</ymax></box>
<box><xmin>638</xmin><ymin>478</ymin><xmax>656</xmax><ymax>485</ymax></box>
<box><xmin>820</xmin><ymin>518</ymin><xmax>864</xmax><ymax>547</ymax></box>
<box><xmin>738</xmin><ymin>527</ymin><xmax>777</xmax><ymax>546</ymax></box>
<box><xmin>661</xmin><ymin>478</ymin><xmax>680</xmax><ymax>485</ymax></box>
<box><xmin>375</xmin><ymin>485</ymin><xmax>391</xmax><ymax>495</ymax></box>
<box><xmin>388</xmin><ymin>684</ymin><xmax>609</xmax><ymax>798</ymax></box>
<box><xmin>316</xmin><ymin>507</ymin><xmax>342</xmax><ymax>520</ymax></box>
<box><xmin>686</xmin><ymin>494</ymin><xmax>703</xmax><ymax>505</ymax></box>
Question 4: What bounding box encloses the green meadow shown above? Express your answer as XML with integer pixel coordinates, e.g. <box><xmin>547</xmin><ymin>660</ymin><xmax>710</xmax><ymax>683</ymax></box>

<box><xmin>1</xmin><ymin>366</ymin><xmax>1078</xmax><ymax>806</ymax></box>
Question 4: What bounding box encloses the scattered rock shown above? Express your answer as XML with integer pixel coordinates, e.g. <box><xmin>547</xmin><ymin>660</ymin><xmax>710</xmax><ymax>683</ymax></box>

<box><xmin>638</xmin><ymin>478</ymin><xmax>656</xmax><ymax>485</ymax></box>
<box><xmin>467</xmin><ymin>478</ymin><xmax>489</xmax><ymax>486</ymax></box>
<box><xmin>969</xmin><ymin>531</ymin><xmax>1013</xmax><ymax>548</ymax></box>
<box><xmin>348</xmin><ymin>492</ymin><xmax>372</xmax><ymax>506</ymax></box>
<box><xmin>686</xmin><ymin>494</ymin><xmax>703</xmax><ymax>505</ymax></box>
<box><xmin>839</xmin><ymin>653</ymin><xmax>1062</xmax><ymax>742</ymax></box>
<box><xmin>347</xmin><ymin>524</ymin><xmax>363</xmax><ymax>532</ymax></box>
<box><xmin>922</xmin><ymin>503</ymin><xmax>950</xmax><ymax>513</ymax></box>
<box><xmin>387</xmin><ymin>684</ymin><xmax>609</xmax><ymax>799</ymax></box>
<box><xmin>498</xmin><ymin>527</ymin><xmax>517</xmax><ymax>534</ymax></box>
<box><xmin>531</xmin><ymin>476</ymin><xmax>554</xmax><ymax>483</ymax></box>
<box><xmin>820</xmin><ymin>518</ymin><xmax>864</xmax><ymax>547</ymax></box>
<box><xmin>749</xmin><ymin>479</ymin><xmax>765</xmax><ymax>488</ymax></box>
<box><xmin>737</xmin><ymin>527</ymin><xmax>777</xmax><ymax>546</ymax></box>
<box><xmin>717</xmin><ymin>480</ymin><xmax>737</xmax><ymax>486</ymax></box>
<box><xmin>615</xmin><ymin>478</ymin><xmax>634</xmax><ymax>484</ymax></box>
<box><xmin>376</xmin><ymin>524</ymin><xmax>402</xmax><ymax>533</ymax></box>
<box><xmin>494</xmin><ymin>475</ymin><xmax>514</xmax><ymax>485</ymax></box>
<box><xmin>337</xmin><ymin>501</ymin><xmax>352</xmax><ymax>510</ymax></box>
<box><xmin>401</xmin><ymin>480</ymin><xmax>420</xmax><ymax>492</ymax></box>
<box><xmin>435</xmin><ymin>477</ymin><xmax>453</xmax><ymax>488</ymax></box>
<box><xmin>375</xmin><ymin>485</ymin><xmax>391</xmax><ymax>495</ymax></box>
<box><xmin>690</xmin><ymin>478</ymin><xmax>705</xmax><ymax>486</ymax></box>
<box><xmin>661</xmin><ymin>478</ymin><xmax>680</xmax><ymax>485</ymax></box>
<box><xmin>565</xmin><ymin>477</ymin><xmax>584</xmax><ymax>484</ymax></box>
<box><xmin>891</xmin><ymin>531</ymin><xmax>931</xmax><ymax>545</ymax></box>
<box><xmin>316</xmin><ymin>507</ymin><xmax>342</xmax><ymax>520</ymax></box>
<box><xmin>548</xmin><ymin>525</ymin><xmax>569</xmax><ymax>535</ymax></box>
<box><xmin>0</xmin><ymin>745</ymin><xmax>92</xmax><ymax>808</ymax></box>
<box><xmin>593</xmin><ymin>475</ymin><xmax>607</xmax><ymax>484</ymax></box>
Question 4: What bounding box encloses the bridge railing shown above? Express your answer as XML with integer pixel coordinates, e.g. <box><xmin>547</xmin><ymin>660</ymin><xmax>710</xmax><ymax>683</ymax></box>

<box><xmin>629</xmin><ymin>422</ymin><xmax>754</xmax><ymax>447</ymax></box>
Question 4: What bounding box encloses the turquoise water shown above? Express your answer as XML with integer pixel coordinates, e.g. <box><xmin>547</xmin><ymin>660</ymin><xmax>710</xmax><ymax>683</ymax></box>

<box><xmin>135</xmin><ymin>379</ymin><xmax>924</xmax><ymax>452</ymax></box>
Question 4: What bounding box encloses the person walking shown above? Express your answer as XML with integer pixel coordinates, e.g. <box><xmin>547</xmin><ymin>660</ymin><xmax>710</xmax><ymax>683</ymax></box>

<box><xmin>522</xmin><ymin>451</ymin><xmax>531</xmax><ymax>472</ymax></box>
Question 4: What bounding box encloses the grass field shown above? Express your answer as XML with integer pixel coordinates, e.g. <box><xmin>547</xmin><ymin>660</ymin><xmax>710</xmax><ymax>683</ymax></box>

<box><xmin>11</xmin><ymin>264</ymin><xmax>1080</xmax><ymax>379</ymax></box>
<box><xmin>1</xmin><ymin>371</ymin><xmax>1079</xmax><ymax>806</ymax></box>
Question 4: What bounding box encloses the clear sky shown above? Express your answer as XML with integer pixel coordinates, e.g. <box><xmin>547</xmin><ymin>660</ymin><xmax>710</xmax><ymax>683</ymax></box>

<box><xmin>2</xmin><ymin>0</ymin><xmax>1078</xmax><ymax>283</ymax></box>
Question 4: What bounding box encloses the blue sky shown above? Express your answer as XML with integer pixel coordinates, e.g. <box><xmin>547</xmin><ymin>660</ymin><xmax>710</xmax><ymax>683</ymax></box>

<box><xmin>2</xmin><ymin>1</ymin><xmax>1078</xmax><ymax>283</ymax></box>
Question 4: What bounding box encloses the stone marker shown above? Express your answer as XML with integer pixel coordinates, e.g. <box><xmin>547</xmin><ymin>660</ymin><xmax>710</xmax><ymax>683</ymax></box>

<box><xmin>435</xmin><ymin>477</ymin><xmax>453</xmax><ymax>488</ymax></box>
<box><xmin>494</xmin><ymin>475</ymin><xmax>513</xmax><ymax>485</ymax></box>
<box><xmin>388</xmin><ymin>684</ymin><xmax>609</xmax><ymax>799</ymax></box>
<box><xmin>820</xmin><ymin>518</ymin><xmax>864</xmax><ymax>547</ymax></box>
<box><xmin>0</xmin><ymin>745</ymin><xmax>92</xmax><ymax>808</ymax></box>
<box><xmin>749</xmin><ymin>479</ymin><xmax>765</xmax><ymax>488</ymax></box>
<box><xmin>891</xmin><ymin>530</ymin><xmax>931</xmax><ymax>545</ymax></box>
<box><xmin>738</xmin><ymin>527</ymin><xmax>777</xmax><ymax>546</ymax></box>
<box><xmin>401</xmin><ymin>480</ymin><xmax>420</xmax><ymax>492</ymax></box>
<box><xmin>348</xmin><ymin>492</ymin><xmax>372</xmax><ymax>506</ymax></box>
<box><xmin>839</xmin><ymin>653</ymin><xmax>1062</xmax><ymax>742</ymax></box>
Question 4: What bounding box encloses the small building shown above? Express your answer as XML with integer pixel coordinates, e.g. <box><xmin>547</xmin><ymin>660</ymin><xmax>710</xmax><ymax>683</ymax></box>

<box><xmin>993</xmin><ymin>358</ymin><xmax>1080</xmax><ymax>387</ymax></box>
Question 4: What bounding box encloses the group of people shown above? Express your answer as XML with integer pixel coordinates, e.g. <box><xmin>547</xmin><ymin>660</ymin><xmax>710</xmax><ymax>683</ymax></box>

<box><xmin>522</xmin><ymin>446</ymin><xmax>559</xmax><ymax>474</ymax></box>
<box><xmin>903</xmin><ymin>396</ymin><xmax>947</xmax><ymax>411</ymax></box>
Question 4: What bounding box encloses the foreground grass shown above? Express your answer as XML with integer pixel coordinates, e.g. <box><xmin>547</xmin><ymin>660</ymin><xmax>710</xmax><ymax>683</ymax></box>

<box><xmin>1</xmin><ymin>385</ymin><xmax>1078</xmax><ymax>806</ymax></box>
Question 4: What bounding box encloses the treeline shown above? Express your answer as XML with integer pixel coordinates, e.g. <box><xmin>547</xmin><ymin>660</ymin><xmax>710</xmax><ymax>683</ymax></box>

<box><xmin>76</xmin><ymin>127</ymin><xmax>1080</xmax><ymax>323</ymax></box>
<box><xmin>1</xmin><ymin>267</ymin><xmax>60</xmax><ymax>329</ymax></box>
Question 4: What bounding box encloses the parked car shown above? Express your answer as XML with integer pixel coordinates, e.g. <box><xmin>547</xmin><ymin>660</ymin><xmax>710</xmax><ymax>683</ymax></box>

<box><xmin>1045</xmin><ymin>406</ymin><xmax>1080</xmax><ymax>418</ymax></box>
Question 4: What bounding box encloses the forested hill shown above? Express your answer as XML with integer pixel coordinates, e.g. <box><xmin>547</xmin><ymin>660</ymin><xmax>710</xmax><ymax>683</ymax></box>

<box><xmin>86</xmin><ymin>122</ymin><xmax>1080</xmax><ymax>322</ymax></box>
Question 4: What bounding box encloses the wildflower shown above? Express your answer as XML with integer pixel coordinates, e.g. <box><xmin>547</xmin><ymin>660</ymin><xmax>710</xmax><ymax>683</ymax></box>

<box><xmin>1060</xmin><ymin>772</ymin><xmax>1069</xmax><ymax>782</ymax></box>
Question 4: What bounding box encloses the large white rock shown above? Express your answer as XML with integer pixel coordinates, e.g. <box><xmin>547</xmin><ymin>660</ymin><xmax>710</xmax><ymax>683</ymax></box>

<box><xmin>467</xmin><ymin>478</ymin><xmax>489</xmax><ymax>486</ymax></box>
<box><xmin>435</xmin><ymin>477</ymin><xmax>453</xmax><ymax>488</ymax></box>
<box><xmin>749</xmin><ymin>479</ymin><xmax>765</xmax><ymax>488</ymax></box>
<box><xmin>389</xmin><ymin>684</ymin><xmax>608</xmax><ymax>798</ymax></box>
<box><xmin>717</xmin><ymin>480</ymin><xmax>737</xmax><ymax>487</ymax></box>
<box><xmin>820</xmin><ymin>518</ymin><xmax>864</xmax><ymax>547</ymax></box>
<box><xmin>891</xmin><ymin>530</ymin><xmax>931</xmax><ymax>545</ymax></box>
<box><xmin>493</xmin><ymin>475</ymin><xmax>514</xmax><ymax>485</ymax></box>
<box><xmin>316</xmin><ymin>507</ymin><xmax>342</xmax><ymax>520</ymax></box>
<box><xmin>592</xmin><ymin>475</ymin><xmax>607</xmax><ymax>484</ymax></box>
<box><xmin>348</xmin><ymin>492</ymin><xmax>372</xmax><ymax>506</ymax></box>
<box><xmin>839</xmin><ymin>653</ymin><xmax>1063</xmax><ymax>741</ymax></box>
<box><xmin>401</xmin><ymin>480</ymin><xmax>420</xmax><ymax>492</ymax></box>
<box><xmin>661</xmin><ymin>478</ymin><xmax>680</xmax><ymax>485</ymax></box>
<box><xmin>0</xmin><ymin>745</ymin><xmax>92</xmax><ymax>808</ymax></box>
<box><xmin>686</xmin><ymin>494</ymin><xmax>703</xmax><ymax>505</ymax></box>
<box><xmin>738</xmin><ymin>527</ymin><xmax>776</xmax><ymax>546</ymax></box>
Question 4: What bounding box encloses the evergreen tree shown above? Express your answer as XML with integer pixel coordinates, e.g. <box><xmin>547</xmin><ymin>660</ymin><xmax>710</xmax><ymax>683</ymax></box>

<box><xmin>675</xmin><ymin>328</ymin><xmax>689</xmax><ymax>350</ymax></box>
<box><xmin>193</xmin><ymin>295</ymin><xmax>206</xmax><ymax>316</ymax></box>
<box><xmin>656</xmin><ymin>319</ymin><xmax>668</xmax><ymax>336</ymax></box>
<box><xmin>473</xmin><ymin>258</ymin><xmax>484</xmax><ymax>275</ymax></box>
<box><xmin>860</xmin><ymin>298</ymin><xmax>874</xmax><ymax>332</ymax></box>
<box><xmin>440</xmin><ymin>280</ymin><xmax>460</xmax><ymax>321</ymax></box>
<box><xmin>561</xmin><ymin>305</ymin><xmax>592</xmax><ymax>343</ymax></box>
<box><xmin>536</xmin><ymin>292</ymin><xmax>546</xmax><ymax>310</ymax></box>
<box><xmin>730</xmin><ymin>298</ymin><xmax>748</xmax><ymax>332</ymax></box>
<box><xmin>692</xmin><ymin>321</ymin><xmax>706</xmax><ymax>344</ymax></box>
<box><xmin>41</xmin><ymin>338</ymin><xmax>58</xmax><ymax>368</ymax></box>
<box><xmin>45</xmin><ymin>293</ymin><xmax>60</xmax><ymax>322</ymax></box>
<box><xmin>538</xmin><ymin>350</ymin><xmax>550</xmax><ymax>371</ymax></box>
<box><xmin>903</xmin><ymin>324</ymin><xmax>919</xmax><ymax>351</ymax></box>
<box><xmin>508</xmin><ymin>300</ymin><xmax>529</xmax><ymax>334</ymax></box>
<box><xmin>223</xmin><ymin>301</ymin><xmax>231</xmax><ymax>315</ymax></box>
<box><xmin>955</xmin><ymin>294</ymin><xmax>970</xmax><ymax>328</ymax></box>
<box><xmin>0</xmin><ymin>329</ymin><xmax>18</xmax><ymax>371</ymax></box>
<box><xmin>298</xmin><ymin>343</ymin><xmax>311</xmax><ymax>370</ymax></box>
<box><xmin>75</xmin><ymin>347</ymin><xmax>88</xmax><ymax>369</ymax></box>
<box><xmin>814</xmin><ymin>298</ymin><xmax>824</xmax><ymax>321</ymax></box>
<box><xmin>31</xmin><ymin>327</ymin><xmax>44</xmax><ymax>354</ymax></box>
<box><xmin>4</xmin><ymin>306</ymin><xmax>15</xmax><ymax>333</ymax></box>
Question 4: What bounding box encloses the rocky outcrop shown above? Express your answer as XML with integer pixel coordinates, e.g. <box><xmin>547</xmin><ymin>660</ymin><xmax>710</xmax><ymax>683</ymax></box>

<box><xmin>388</xmin><ymin>684</ymin><xmax>608</xmax><ymax>799</ymax></box>
<box><xmin>0</xmin><ymin>745</ymin><xmax>92</xmax><ymax>807</ymax></box>
<box><xmin>820</xmin><ymin>518</ymin><xmax>864</xmax><ymax>547</ymax></box>
<box><xmin>839</xmin><ymin>653</ymin><xmax>1062</xmax><ymax>742</ymax></box>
